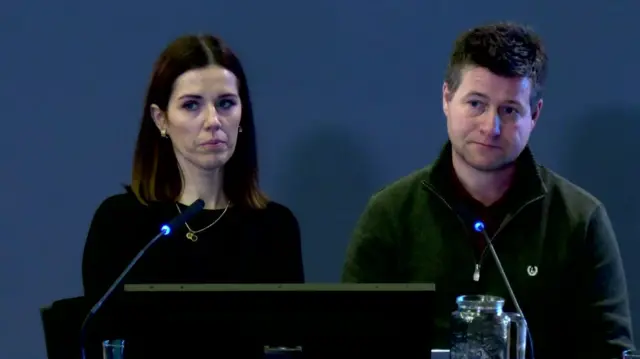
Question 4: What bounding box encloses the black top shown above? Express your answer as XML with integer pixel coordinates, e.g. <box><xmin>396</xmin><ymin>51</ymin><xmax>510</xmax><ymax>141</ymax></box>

<box><xmin>82</xmin><ymin>190</ymin><xmax>304</xmax><ymax>300</ymax></box>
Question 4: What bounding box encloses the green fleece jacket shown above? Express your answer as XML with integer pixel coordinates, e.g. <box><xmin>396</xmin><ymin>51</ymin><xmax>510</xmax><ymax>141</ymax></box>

<box><xmin>342</xmin><ymin>143</ymin><xmax>633</xmax><ymax>359</ymax></box>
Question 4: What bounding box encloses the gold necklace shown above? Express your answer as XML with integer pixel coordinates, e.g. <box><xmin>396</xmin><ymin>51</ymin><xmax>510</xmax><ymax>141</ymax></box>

<box><xmin>175</xmin><ymin>201</ymin><xmax>230</xmax><ymax>242</ymax></box>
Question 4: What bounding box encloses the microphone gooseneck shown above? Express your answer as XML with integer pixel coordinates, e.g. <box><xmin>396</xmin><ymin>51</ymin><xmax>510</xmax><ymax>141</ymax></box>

<box><xmin>79</xmin><ymin>199</ymin><xmax>206</xmax><ymax>359</ymax></box>
<box><xmin>473</xmin><ymin>221</ymin><xmax>524</xmax><ymax>316</ymax></box>
<box><xmin>473</xmin><ymin>220</ymin><xmax>535</xmax><ymax>359</ymax></box>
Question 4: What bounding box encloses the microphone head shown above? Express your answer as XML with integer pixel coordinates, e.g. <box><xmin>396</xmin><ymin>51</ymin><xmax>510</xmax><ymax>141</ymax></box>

<box><xmin>191</xmin><ymin>199</ymin><xmax>205</xmax><ymax>210</ymax></box>
<box><xmin>473</xmin><ymin>221</ymin><xmax>485</xmax><ymax>232</ymax></box>
<box><xmin>160</xmin><ymin>225</ymin><xmax>171</xmax><ymax>235</ymax></box>
<box><xmin>159</xmin><ymin>199</ymin><xmax>206</xmax><ymax>236</ymax></box>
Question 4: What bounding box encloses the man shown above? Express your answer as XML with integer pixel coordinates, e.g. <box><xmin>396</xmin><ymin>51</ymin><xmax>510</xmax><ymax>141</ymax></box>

<box><xmin>342</xmin><ymin>22</ymin><xmax>634</xmax><ymax>358</ymax></box>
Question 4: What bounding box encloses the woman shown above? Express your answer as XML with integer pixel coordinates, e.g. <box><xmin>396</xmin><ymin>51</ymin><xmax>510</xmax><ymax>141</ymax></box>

<box><xmin>82</xmin><ymin>34</ymin><xmax>305</xmax><ymax>301</ymax></box>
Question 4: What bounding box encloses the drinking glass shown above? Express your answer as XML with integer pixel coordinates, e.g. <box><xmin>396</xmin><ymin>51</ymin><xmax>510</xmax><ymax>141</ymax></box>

<box><xmin>624</xmin><ymin>350</ymin><xmax>640</xmax><ymax>358</ymax></box>
<box><xmin>102</xmin><ymin>339</ymin><xmax>125</xmax><ymax>359</ymax></box>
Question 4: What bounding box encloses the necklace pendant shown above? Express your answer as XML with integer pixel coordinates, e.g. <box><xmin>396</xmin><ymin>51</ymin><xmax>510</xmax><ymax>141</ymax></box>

<box><xmin>186</xmin><ymin>232</ymin><xmax>198</xmax><ymax>242</ymax></box>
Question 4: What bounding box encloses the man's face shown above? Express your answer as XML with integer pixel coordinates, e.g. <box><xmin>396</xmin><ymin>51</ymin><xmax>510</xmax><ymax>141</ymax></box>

<box><xmin>443</xmin><ymin>66</ymin><xmax>543</xmax><ymax>172</ymax></box>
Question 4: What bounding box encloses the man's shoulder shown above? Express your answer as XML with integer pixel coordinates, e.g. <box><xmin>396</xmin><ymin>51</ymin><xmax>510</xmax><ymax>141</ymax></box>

<box><xmin>367</xmin><ymin>166</ymin><xmax>432</xmax><ymax>210</ymax></box>
<box><xmin>539</xmin><ymin>166</ymin><xmax>603</xmax><ymax>217</ymax></box>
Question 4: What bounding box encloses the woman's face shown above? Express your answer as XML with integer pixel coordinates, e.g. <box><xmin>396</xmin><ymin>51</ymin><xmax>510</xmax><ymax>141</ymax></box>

<box><xmin>151</xmin><ymin>64</ymin><xmax>242</xmax><ymax>171</ymax></box>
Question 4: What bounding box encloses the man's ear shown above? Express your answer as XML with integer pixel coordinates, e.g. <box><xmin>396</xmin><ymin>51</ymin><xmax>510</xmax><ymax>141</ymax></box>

<box><xmin>150</xmin><ymin>104</ymin><xmax>167</xmax><ymax>134</ymax></box>
<box><xmin>531</xmin><ymin>98</ymin><xmax>543</xmax><ymax>129</ymax></box>
<box><xmin>442</xmin><ymin>82</ymin><xmax>452</xmax><ymax>116</ymax></box>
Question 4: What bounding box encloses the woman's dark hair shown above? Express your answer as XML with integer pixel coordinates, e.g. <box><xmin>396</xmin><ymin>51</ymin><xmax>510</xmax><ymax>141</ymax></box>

<box><xmin>131</xmin><ymin>34</ymin><xmax>268</xmax><ymax>209</ymax></box>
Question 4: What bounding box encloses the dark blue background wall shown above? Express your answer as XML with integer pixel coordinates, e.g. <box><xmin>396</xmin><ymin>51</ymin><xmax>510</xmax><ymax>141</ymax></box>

<box><xmin>2</xmin><ymin>1</ymin><xmax>639</xmax><ymax>357</ymax></box>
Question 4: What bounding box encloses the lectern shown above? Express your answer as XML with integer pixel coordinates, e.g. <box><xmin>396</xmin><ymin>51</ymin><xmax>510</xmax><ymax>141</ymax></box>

<box><xmin>46</xmin><ymin>283</ymin><xmax>436</xmax><ymax>358</ymax></box>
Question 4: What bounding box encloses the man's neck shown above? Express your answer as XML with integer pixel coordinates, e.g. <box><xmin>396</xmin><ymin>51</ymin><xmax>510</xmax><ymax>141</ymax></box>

<box><xmin>452</xmin><ymin>152</ymin><xmax>515</xmax><ymax>207</ymax></box>
<box><xmin>177</xmin><ymin>161</ymin><xmax>228</xmax><ymax>210</ymax></box>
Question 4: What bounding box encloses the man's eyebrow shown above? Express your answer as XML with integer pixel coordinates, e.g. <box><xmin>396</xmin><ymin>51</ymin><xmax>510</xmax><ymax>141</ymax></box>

<box><xmin>464</xmin><ymin>92</ymin><xmax>524</xmax><ymax>106</ymax></box>
<box><xmin>464</xmin><ymin>91</ymin><xmax>489</xmax><ymax>99</ymax></box>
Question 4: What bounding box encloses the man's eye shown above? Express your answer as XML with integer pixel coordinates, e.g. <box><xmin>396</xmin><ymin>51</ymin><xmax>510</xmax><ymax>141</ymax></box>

<box><xmin>501</xmin><ymin>106</ymin><xmax>519</xmax><ymax>115</ymax></box>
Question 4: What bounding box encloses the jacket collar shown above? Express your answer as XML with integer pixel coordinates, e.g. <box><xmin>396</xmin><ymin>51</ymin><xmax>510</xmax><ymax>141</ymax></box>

<box><xmin>422</xmin><ymin>141</ymin><xmax>547</xmax><ymax>204</ymax></box>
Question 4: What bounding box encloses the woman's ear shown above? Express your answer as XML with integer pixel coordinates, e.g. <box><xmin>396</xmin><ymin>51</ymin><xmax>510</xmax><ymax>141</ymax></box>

<box><xmin>150</xmin><ymin>104</ymin><xmax>167</xmax><ymax>134</ymax></box>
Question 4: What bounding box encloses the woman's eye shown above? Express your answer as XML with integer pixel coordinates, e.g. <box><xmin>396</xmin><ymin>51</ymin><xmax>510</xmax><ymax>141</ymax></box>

<box><xmin>182</xmin><ymin>101</ymin><xmax>199</xmax><ymax>111</ymax></box>
<box><xmin>216</xmin><ymin>98</ymin><xmax>236</xmax><ymax>110</ymax></box>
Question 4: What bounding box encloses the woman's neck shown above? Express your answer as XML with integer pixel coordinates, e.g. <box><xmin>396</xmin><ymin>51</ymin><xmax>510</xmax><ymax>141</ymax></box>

<box><xmin>178</xmin><ymin>166</ymin><xmax>228</xmax><ymax>210</ymax></box>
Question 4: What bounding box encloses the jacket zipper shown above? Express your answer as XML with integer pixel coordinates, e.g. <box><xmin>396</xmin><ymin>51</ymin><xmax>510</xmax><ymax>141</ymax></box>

<box><xmin>472</xmin><ymin>195</ymin><xmax>543</xmax><ymax>281</ymax></box>
<box><xmin>424</xmin><ymin>181</ymin><xmax>544</xmax><ymax>282</ymax></box>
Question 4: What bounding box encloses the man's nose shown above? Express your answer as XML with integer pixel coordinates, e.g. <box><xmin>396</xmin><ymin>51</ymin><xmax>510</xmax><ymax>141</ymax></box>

<box><xmin>478</xmin><ymin>111</ymin><xmax>501</xmax><ymax>136</ymax></box>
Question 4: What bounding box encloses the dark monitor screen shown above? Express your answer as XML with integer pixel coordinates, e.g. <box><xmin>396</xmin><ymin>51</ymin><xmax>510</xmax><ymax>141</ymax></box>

<box><xmin>88</xmin><ymin>283</ymin><xmax>436</xmax><ymax>358</ymax></box>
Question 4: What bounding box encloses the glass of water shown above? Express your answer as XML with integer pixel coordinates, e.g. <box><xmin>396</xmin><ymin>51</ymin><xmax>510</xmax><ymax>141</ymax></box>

<box><xmin>624</xmin><ymin>350</ymin><xmax>640</xmax><ymax>358</ymax></box>
<box><xmin>102</xmin><ymin>339</ymin><xmax>125</xmax><ymax>359</ymax></box>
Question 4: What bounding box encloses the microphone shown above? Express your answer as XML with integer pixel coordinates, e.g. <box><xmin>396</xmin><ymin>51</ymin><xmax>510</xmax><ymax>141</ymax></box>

<box><xmin>473</xmin><ymin>220</ymin><xmax>534</xmax><ymax>359</ymax></box>
<box><xmin>79</xmin><ymin>199</ymin><xmax>205</xmax><ymax>359</ymax></box>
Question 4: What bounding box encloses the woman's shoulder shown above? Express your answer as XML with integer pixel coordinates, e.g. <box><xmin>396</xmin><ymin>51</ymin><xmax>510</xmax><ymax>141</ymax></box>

<box><xmin>92</xmin><ymin>187</ymin><xmax>148</xmax><ymax>217</ymax></box>
<box><xmin>262</xmin><ymin>201</ymin><xmax>297</xmax><ymax>220</ymax></box>
<box><xmin>244</xmin><ymin>201</ymin><xmax>299</xmax><ymax>227</ymax></box>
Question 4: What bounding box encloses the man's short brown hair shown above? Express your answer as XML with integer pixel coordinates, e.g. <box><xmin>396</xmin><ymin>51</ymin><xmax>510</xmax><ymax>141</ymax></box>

<box><xmin>445</xmin><ymin>22</ymin><xmax>548</xmax><ymax>105</ymax></box>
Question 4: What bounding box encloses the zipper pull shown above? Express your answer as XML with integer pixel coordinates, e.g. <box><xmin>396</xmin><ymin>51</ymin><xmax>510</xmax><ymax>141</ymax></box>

<box><xmin>473</xmin><ymin>264</ymin><xmax>481</xmax><ymax>282</ymax></box>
